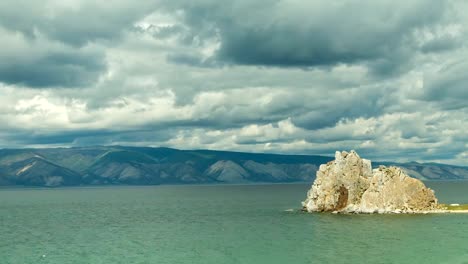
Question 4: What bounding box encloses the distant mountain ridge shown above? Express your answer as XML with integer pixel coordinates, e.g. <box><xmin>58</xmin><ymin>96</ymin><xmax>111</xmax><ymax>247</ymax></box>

<box><xmin>0</xmin><ymin>146</ymin><xmax>466</xmax><ymax>187</ymax></box>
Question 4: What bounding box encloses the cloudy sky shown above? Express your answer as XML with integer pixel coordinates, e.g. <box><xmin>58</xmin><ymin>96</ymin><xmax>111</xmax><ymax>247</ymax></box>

<box><xmin>0</xmin><ymin>0</ymin><xmax>467</xmax><ymax>165</ymax></box>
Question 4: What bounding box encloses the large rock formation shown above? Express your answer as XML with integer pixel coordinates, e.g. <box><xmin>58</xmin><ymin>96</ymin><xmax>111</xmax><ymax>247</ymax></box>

<box><xmin>302</xmin><ymin>151</ymin><xmax>441</xmax><ymax>214</ymax></box>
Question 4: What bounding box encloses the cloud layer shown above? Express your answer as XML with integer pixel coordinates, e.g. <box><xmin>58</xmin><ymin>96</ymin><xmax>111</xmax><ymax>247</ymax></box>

<box><xmin>0</xmin><ymin>0</ymin><xmax>467</xmax><ymax>165</ymax></box>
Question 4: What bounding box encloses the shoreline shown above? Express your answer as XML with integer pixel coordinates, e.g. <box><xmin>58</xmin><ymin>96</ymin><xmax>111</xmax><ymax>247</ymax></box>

<box><xmin>302</xmin><ymin>210</ymin><xmax>468</xmax><ymax>215</ymax></box>
<box><xmin>301</xmin><ymin>206</ymin><xmax>468</xmax><ymax>215</ymax></box>
<box><xmin>446</xmin><ymin>210</ymin><xmax>468</xmax><ymax>213</ymax></box>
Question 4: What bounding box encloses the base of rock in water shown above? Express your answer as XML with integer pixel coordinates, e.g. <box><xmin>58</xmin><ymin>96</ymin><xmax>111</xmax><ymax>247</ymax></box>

<box><xmin>302</xmin><ymin>150</ymin><xmax>444</xmax><ymax>214</ymax></box>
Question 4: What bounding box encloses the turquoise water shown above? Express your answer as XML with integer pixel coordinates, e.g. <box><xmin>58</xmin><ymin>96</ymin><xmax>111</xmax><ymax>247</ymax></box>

<box><xmin>1</xmin><ymin>182</ymin><xmax>468</xmax><ymax>264</ymax></box>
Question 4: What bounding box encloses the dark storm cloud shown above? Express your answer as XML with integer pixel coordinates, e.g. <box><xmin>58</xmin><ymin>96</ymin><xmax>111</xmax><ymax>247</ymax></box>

<box><xmin>0</xmin><ymin>1</ymin><xmax>158</xmax><ymax>87</ymax></box>
<box><xmin>0</xmin><ymin>1</ymin><xmax>158</xmax><ymax>47</ymax></box>
<box><xmin>2</xmin><ymin>128</ymin><xmax>175</xmax><ymax>147</ymax></box>
<box><xmin>424</xmin><ymin>61</ymin><xmax>468</xmax><ymax>102</ymax></box>
<box><xmin>162</xmin><ymin>0</ymin><xmax>450</xmax><ymax>73</ymax></box>
<box><xmin>70</xmin><ymin>130</ymin><xmax>176</xmax><ymax>146</ymax></box>
<box><xmin>290</xmin><ymin>85</ymin><xmax>389</xmax><ymax>130</ymax></box>
<box><xmin>0</xmin><ymin>49</ymin><xmax>105</xmax><ymax>87</ymax></box>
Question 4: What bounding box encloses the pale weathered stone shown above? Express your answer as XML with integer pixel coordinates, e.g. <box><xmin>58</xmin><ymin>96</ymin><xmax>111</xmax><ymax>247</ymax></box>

<box><xmin>302</xmin><ymin>150</ymin><xmax>441</xmax><ymax>214</ymax></box>
<box><xmin>359</xmin><ymin>166</ymin><xmax>439</xmax><ymax>213</ymax></box>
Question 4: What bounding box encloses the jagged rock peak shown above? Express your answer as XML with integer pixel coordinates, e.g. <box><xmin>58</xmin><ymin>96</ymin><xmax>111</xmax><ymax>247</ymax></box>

<box><xmin>302</xmin><ymin>150</ymin><xmax>442</xmax><ymax>214</ymax></box>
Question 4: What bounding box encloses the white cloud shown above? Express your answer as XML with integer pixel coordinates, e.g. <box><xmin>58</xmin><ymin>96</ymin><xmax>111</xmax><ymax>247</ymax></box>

<box><xmin>0</xmin><ymin>0</ymin><xmax>466</xmax><ymax>166</ymax></box>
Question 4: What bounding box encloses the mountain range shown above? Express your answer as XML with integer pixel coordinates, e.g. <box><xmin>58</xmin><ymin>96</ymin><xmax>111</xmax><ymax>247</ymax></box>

<box><xmin>0</xmin><ymin>146</ymin><xmax>466</xmax><ymax>187</ymax></box>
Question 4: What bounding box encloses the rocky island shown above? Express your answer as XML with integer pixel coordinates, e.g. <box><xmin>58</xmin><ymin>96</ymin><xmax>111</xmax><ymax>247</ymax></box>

<box><xmin>302</xmin><ymin>150</ymin><xmax>444</xmax><ymax>214</ymax></box>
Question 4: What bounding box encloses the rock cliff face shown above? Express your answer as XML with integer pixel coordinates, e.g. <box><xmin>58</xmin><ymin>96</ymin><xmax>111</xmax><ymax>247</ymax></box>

<box><xmin>302</xmin><ymin>151</ymin><xmax>441</xmax><ymax>214</ymax></box>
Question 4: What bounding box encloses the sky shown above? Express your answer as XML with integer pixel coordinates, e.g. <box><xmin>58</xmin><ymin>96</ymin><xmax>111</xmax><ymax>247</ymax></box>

<box><xmin>0</xmin><ymin>0</ymin><xmax>466</xmax><ymax>165</ymax></box>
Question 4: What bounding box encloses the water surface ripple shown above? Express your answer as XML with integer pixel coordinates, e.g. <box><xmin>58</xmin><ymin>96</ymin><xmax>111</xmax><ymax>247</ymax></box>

<box><xmin>1</xmin><ymin>182</ymin><xmax>467</xmax><ymax>264</ymax></box>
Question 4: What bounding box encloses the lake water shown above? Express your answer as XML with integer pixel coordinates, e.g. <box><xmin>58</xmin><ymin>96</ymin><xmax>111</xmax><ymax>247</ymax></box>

<box><xmin>1</xmin><ymin>182</ymin><xmax>468</xmax><ymax>264</ymax></box>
